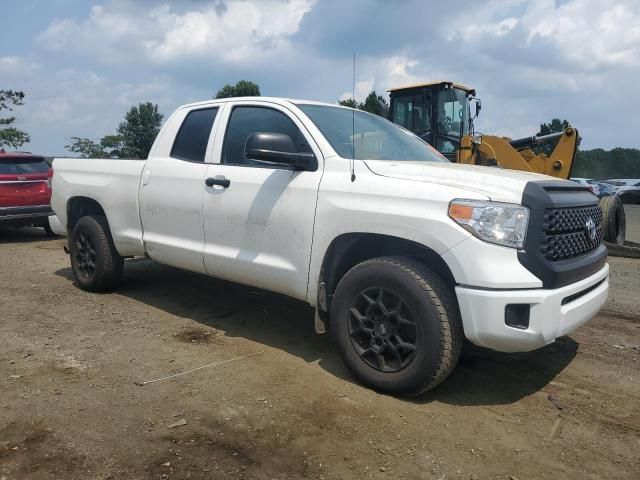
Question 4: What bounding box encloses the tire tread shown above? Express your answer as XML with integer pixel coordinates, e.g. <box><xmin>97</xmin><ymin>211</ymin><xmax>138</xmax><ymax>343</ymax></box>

<box><xmin>332</xmin><ymin>256</ymin><xmax>463</xmax><ymax>395</ymax></box>
<box><xmin>70</xmin><ymin>215</ymin><xmax>123</xmax><ymax>292</ymax></box>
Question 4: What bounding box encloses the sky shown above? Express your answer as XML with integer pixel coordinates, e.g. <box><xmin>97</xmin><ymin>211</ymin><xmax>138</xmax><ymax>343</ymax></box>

<box><xmin>1</xmin><ymin>0</ymin><xmax>639</xmax><ymax>155</ymax></box>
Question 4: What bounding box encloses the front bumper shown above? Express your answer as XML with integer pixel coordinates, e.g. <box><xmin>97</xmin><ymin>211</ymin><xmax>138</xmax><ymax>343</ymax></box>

<box><xmin>0</xmin><ymin>205</ymin><xmax>53</xmax><ymax>225</ymax></box>
<box><xmin>456</xmin><ymin>264</ymin><xmax>609</xmax><ymax>352</ymax></box>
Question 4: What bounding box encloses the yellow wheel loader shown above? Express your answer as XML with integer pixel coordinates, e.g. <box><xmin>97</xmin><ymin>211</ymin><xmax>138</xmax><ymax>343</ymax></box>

<box><xmin>387</xmin><ymin>81</ymin><xmax>625</xmax><ymax>244</ymax></box>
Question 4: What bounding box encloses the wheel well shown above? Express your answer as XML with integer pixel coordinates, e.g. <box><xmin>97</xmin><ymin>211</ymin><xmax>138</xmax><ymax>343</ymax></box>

<box><xmin>67</xmin><ymin>197</ymin><xmax>106</xmax><ymax>233</ymax></box>
<box><xmin>317</xmin><ymin>233</ymin><xmax>456</xmax><ymax>313</ymax></box>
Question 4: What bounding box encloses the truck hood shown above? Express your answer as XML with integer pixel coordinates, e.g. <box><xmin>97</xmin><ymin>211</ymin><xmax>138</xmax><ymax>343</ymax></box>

<box><xmin>363</xmin><ymin>160</ymin><xmax>556</xmax><ymax>203</ymax></box>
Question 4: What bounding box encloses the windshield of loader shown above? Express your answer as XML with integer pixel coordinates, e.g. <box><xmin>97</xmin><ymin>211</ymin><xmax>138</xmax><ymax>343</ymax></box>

<box><xmin>436</xmin><ymin>88</ymin><xmax>469</xmax><ymax>154</ymax></box>
<box><xmin>298</xmin><ymin>104</ymin><xmax>447</xmax><ymax>162</ymax></box>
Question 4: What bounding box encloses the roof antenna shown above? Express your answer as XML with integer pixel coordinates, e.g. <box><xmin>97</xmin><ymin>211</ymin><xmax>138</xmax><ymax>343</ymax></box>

<box><xmin>351</xmin><ymin>52</ymin><xmax>356</xmax><ymax>182</ymax></box>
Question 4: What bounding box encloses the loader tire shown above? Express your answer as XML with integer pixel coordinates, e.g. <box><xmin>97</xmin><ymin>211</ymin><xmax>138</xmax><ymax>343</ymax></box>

<box><xmin>69</xmin><ymin>215</ymin><xmax>123</xmax><ymax>292</ymax></box>
<box><xmin>600</xmin><ymin>195</ymin><xmax>625</xmax><ymax>245</ymax></box>
<box><xmin>330</xmin><ymin>256</ymin><xmax>463</xmax><ymax>396</ymax></box>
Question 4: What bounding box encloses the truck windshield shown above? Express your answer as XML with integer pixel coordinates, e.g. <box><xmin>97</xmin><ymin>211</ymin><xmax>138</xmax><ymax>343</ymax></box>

<box><xmin>297</xmin><ymin>104</ymin><xmax>448</xmax><ymax>162</ymax></box>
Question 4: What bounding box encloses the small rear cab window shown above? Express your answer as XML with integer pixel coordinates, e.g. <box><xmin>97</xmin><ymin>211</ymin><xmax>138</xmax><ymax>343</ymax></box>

<box><xmin>171</xmin><ymin>108</ymin><xmax>219</xmax><ymax>162</ymax></box>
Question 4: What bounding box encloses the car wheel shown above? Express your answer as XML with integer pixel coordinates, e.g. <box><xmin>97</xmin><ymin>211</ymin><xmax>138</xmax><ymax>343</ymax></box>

<box><xmin>330</xmin><ymin>256</ymin><xmax>463</xmax><ymax>396</ymax></box>
<box><xmin>599</xmin><ymin>195</ymin><xmax>625</xmax><ymax>245</ymax></box>
<box><xmin>69</xmin><ymin>215</ymin><xmax>123</xmax><ymax>292</ymax></box>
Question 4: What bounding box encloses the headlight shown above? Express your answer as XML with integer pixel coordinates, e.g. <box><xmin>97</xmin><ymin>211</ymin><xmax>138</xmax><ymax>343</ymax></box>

<box><xmin>449</xmin><ymin>200</ymin><xmax>529</xmax><ymax>249</ymax></box>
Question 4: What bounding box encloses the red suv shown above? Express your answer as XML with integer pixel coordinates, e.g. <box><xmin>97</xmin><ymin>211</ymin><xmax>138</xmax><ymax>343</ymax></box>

<box><xmin>0</xmin><ymin>149</ymin><xmax>55</xmax><ymax>235</ymax></box>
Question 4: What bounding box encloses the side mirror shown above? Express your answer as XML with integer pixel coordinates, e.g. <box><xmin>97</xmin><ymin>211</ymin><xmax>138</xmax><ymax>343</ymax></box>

<box><xmin>245</xmin><ymin>132</ymin><xmax>316</xmax><ymax>171</ymax></box>
<box><xmin>475</xmin><ymin>98</ymin><xmax>482</xmax><ymax>118</ymax></box>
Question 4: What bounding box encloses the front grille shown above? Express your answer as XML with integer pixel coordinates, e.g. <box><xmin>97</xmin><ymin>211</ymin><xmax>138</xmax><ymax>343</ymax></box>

<box><xmin>541</xmin><ymin>205</ymin><xmax>603</xmax><ymax>261</ymax></box>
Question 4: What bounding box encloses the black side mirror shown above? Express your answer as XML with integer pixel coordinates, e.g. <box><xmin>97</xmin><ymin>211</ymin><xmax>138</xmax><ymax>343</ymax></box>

<box><xmin>475</xmin><ymin>98</ymin><xmax>482</xmax><ymax>118</ymax></box>
<box><xmin>245</xmin><ymin>132</ymin><xmax>316</xmax><ymax>171</ymax></box>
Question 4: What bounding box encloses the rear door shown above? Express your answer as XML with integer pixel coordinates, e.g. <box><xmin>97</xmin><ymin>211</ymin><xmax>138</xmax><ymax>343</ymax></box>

<box><xmin>201</xmin><ymin>102</ymin><xmax>323</xmax><ymax>300</ymax></box>
<box><xmin>139</xmin><ymin>106</ymin><xmax>221</xmax><ymax>273</ymax></box>
<box><xmin>0</xmin><ymin>156</ymin><xmax>51</xmax><ymax>208</ymax></box>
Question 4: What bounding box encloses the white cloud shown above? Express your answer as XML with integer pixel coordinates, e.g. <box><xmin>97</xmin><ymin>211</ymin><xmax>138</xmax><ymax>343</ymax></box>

<box><xmin>460</xmin><ymin>17</ymin><xmax>519</xmax><ymax>40</ymax></box>
<box><xmin>37</xmin><ymin>0</ymin><xmax>316</xmax><ymax>65</ymax></box>
<box><xmin>525</xmin><ymin>0</ymin><xmax>640</xmax><ymax>68</ymax></box>
<box><xmin>460</xmin><ymin>0</ymin><xmax>640</xmax><ymax>70</ymax></box>
<box><xmin>5</xmin><ymin>0</ymin><xmax>640</xmax><ymax>152</ymax></box>
<box><xmin>0</xmin><ymin>56</ymin><xmax>41</xmax><ymax>78</ymax></box>
<box><xmin>339</xmin><ymin>78</ymin><xmax>374</xmax><ymax>103</ymax></box>
<box><xmin>1</xmin><ymin>57</ymin><xmax>180</xmax><ymax>154</ymax></box>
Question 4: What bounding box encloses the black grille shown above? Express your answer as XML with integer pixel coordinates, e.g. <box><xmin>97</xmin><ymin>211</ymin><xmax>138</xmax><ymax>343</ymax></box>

<box><xmin>519</xmin><ymin>181</ymin><xmax>607</xmax><ymax>288</ymax></box>
<box><xmin>541</xmin><ymin>205</ymin><xmax>603</xmax><ymax>261</ymax></box>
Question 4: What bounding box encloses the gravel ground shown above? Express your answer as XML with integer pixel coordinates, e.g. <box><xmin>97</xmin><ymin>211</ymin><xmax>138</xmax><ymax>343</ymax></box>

<box><xmin>1</xmin><ymin>227</ymin><xmax>639</xmax><ymax>480</ymax></box>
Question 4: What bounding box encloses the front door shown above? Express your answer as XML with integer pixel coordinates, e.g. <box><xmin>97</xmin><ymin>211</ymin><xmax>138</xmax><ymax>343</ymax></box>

<box><xmin>202</xmin><ymin>103</ymin><xmax>323</xmax><ymax>300</ymax></box>
<box><xmin>139</xmin><ymin>107</ymin><xmax>219</xmax><ymax>273</ymax></box>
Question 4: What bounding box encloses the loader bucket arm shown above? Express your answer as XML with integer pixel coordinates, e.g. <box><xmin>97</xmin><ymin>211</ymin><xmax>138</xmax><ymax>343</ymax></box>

<box><xmin>463</xmin><ymin>127</ymin><xmax>579</xmax><ymax>180</ymax></box>
<box><xmin>525</xmin><ymin>128</ymin><xmax>578</xmax><ymax>179</ymax></box>
<box><xmin>463</xmin><ymin>135</ymin><xmax>535</xmax><ymax>171</ymax></box>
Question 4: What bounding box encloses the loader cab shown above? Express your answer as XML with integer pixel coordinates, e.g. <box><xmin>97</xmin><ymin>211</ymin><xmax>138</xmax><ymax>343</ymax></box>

<box><xmin>388</xmin><ymin>82</ymin><xmax>478</xmax><ymax>161</ymax></box>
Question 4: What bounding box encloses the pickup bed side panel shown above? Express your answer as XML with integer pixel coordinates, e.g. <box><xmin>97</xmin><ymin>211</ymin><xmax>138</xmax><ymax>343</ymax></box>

<box><xmin>51</xmin><ymin>158</ymin><xmax>146</xmax><ymax>257</ymax></box>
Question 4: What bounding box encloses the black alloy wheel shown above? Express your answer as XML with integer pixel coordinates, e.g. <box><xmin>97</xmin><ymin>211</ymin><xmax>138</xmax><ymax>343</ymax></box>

<box><xmin>69</xmin><ymin>215</ymin><xmax>123</xmax><ymax>292</ymax></box>
<box><xmin>74</xmin><ymin>231</ymin><xmax>97</xmax><ymax>279</ymax></box>
<box><xmin>349</xmin><ymin>287</ymin><xmax>418</xmax><ymax>372</ymax></box>
<box><xmin>331</xmin><ymin>256</ymin><xmax>464</xmax><ymax>396</ymax></box>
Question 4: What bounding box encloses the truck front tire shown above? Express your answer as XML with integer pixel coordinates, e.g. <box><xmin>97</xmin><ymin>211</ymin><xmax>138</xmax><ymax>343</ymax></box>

<box><xmin>330</xmin><ymin>256</ymin><xmax>463</xmax><ymax>396</ymax></box>
<box><xmin>69</xmin><ymin>215</ymin><xmax>123</xmax><ymax>292</ymax></box>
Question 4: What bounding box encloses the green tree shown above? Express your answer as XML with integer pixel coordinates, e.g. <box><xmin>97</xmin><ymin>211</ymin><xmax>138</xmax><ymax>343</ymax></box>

<box><xmin>0</xmin><ymin>90</ymin><xmax>31</xmax><ymax>148</ymax></box>
<box><xmin>573</xmin><ymin>148</ymin><xmax>640</xmax><ymax>179</ymax></box>
<box><xmin>338</xmin><ymin>91</ymin><xmax>389</xmax><ymax>117</ymax></box>
<box><xmin>338</xmin><ymin>98</ymin><xmax>358</xmax><ymax>108</ymax></box>
<box><xmin>117</xmin><ymin>102</ymin><xmax>163</xmax><ymax>158</ymax></box>
<box><xmin>535</xmin><ymin>118</ymin><xmax>638</xmax><ymax>178</ymax></box>
<box><xmin>65</xmin><ymin>135</ymin><xmax>125</xmax><ymax>158</ymax></box>
<box><xmin>66</xmin><ymin>102</ymin><xmax>162</xmax><ymax>159</ymax></box>
<box><xmin>215</xmin><ymin>80</ymin><xmax>261</xmax><ymax>99</ymax></box>
<box><xmin>535</xmin><ymin>118</ymin><xmax>579</xmax><ymax>156</ymax></box>
<box><xmin>360</xmin><ymin>91</ymin><xmax>389</xmax><ymax>117</ymax></box>
<box><xmin>538</xmin><ymin>118</ymin><xmax>570</xmax><ymax>135</ymax></box>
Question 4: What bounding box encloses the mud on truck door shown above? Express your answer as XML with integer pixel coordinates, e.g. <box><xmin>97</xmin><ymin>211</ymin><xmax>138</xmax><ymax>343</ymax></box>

<box><xmin>139</xmin><ymin>107</ymin><xmax>220</xmax><ymax>273</ymax></box>
<box><xmin>201</xmin><ymin>103</ymin><xmax>323</xmax><ymax>300</ymax></box>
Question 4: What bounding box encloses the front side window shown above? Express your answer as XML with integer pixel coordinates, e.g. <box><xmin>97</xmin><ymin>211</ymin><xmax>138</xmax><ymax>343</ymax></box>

<box><xmin>297</xmin><ymin>103</ymin><xmax>447</xmax><ymax>162</ymax></box>
<box><xmin>222</xmin><ymin>106</ymin><xmax>311</xmax><ymax>166</ymax></box>
<box><xmin>171</xmin><ymin>107</ymin><xmax>218</xmax><ymax>162</ymax></box>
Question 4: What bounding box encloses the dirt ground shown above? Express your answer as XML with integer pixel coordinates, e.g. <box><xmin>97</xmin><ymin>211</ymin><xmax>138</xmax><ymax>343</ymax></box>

<box><xmin>1</xmin><ymin>226</ymin><xmax>639</xmax><ymax>480</ymax></box>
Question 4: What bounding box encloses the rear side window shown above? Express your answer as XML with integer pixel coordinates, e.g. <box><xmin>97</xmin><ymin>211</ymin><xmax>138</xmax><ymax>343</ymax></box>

<box><xmin>0</xmin><ymin>157</ymin><xmax>49</xmax><ymax>174</ymax></box>
<box><xmin>171</xmin><ymin>107</ymin><xmax>218</xmax><ymax>162</ymax></box>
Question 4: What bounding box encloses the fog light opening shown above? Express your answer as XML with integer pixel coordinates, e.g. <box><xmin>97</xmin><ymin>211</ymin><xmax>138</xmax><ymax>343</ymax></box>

<box><xmin>505</xmin><ymin>304</ymin><xmax>530</xmax><ymax>330</ymax></box>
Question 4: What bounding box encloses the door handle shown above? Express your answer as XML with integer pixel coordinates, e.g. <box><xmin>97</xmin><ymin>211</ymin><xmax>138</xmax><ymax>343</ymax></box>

<box><xmin>205</xmin><ymin>177</ymin><xmax>230</xmax><ymax>188</ymax></box>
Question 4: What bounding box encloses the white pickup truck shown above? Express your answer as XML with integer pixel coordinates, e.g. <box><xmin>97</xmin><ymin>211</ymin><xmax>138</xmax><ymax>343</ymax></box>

<box><xmin>52</xmin><ymin>97</ymin><xmax>609</xmax><ymax>395</ymax></box>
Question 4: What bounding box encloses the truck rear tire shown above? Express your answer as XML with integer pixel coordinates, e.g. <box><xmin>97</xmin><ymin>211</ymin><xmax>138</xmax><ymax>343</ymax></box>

<box><xmin>69</xmin><ymin>215</ymin><xmax>123</xmax><ymax>292</ymax></box>
<box><xmin>330</xmin><ymin>256</ymin><xmax>463</xmax><ymax>396</ymax></box>
<box><xmin>599</xmin><ymin>195</ymin><xmax>625</xmax><ymax>245</ymax></box>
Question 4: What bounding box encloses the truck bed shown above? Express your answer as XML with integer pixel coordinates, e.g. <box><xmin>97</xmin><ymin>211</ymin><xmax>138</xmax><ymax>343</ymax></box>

<box><xmin>51</xmin><ymin>157</ymin><xmax>147</xmax><ymax>257</ymax></box>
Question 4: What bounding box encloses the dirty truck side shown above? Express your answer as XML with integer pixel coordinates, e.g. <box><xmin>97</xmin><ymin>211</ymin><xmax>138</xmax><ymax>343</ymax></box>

<box><xmin>51</xmin><ymin>97</ymin><xmax>609</xmax><ymax>395</ymax></box>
